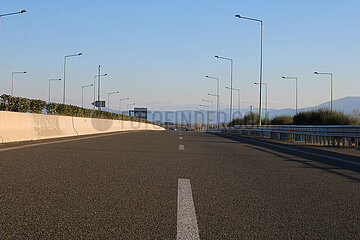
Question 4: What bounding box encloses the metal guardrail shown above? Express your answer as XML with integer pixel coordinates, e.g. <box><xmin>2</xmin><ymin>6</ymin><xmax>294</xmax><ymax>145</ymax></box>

<box><xmin>210</xmin><ymin>125</ymin><xmax>360</xmax><ymax>150</ymax></box>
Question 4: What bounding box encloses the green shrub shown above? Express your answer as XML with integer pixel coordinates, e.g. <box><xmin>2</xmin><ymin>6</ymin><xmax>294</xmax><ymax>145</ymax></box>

<box><xmin>30</xmin><ymin>99</ymin><xmax>46</xmax><ymax>113</ymax></box>
<box><xmin>0</xmin><ymin>94</ymin><xmax>158</xmax><ymax>126</ymax></box>
<box><xmin>244</xmin><ymin>112</ymin><xmax>259</xmax><ymax>125</ymax></box>
<box><xmin>271</xmin><ymin>115</ymin><xmax>293</xmax><ymax>125</ymax></box>
<box><xmin>293</xmin><ymin>109</ymin><xmax>358</xmax><ymax>125</ymax></box>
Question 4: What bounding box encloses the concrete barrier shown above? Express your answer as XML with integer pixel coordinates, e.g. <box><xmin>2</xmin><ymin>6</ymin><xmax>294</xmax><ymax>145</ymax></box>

<box><xmin>0</xmin><ymin>111</ymin><xmax>164</xmax><ymax>143</ymax></box>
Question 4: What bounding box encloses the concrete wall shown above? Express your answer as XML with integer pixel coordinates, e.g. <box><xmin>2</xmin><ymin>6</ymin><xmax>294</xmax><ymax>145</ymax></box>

<box><xmin>0</xmin><ymin>111</ymin><xmax>164</xmax><ymax>143</ymax></box>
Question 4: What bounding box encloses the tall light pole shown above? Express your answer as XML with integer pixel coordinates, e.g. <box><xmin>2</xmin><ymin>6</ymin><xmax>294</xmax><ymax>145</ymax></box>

<box><xmin>314</xmin><ymin>72</ymin><xmax>333</xmax><ymax>112</ymax></box>
<box><xmin>63</xmin><ymin>53</ymin><xmax>82</xmax><ymax>104</ymax></box>
<box><xmin>127</xmin><ymin>103</ymin><xmax>136</xmax><ymax>116</ymax></box>
<box><xmin>107</xmin><ymin>91</ymin><xmax>119</xmax><ymax>111</ymax></box>
<box><xmin>208</xmin><ymin>93</ymin><xmax>219</xmax><ymax>128</ymax></box>
<box><xmin>206</xmin><ymin>75</ymin><xmax>220</xmax><ymax>127</ymax></box>
<box><xmin>226</xmin><ymin>87</ymin><xmax>240</xmax><ymax>119</ymax></box>
<box><xmin>0</xmin><ymin>10</ymin><xmax>27</xmax><ymax>36</ymax></box>
<box><xmin>119</xmin><ymin>97</ymin><xmax>130</xmax><ymax>112</ymax></box>
<box><xmin>48</xmin><ymin>78</ymin><xmax>61</xmax><ymax>102</ymax></box>
<box><xmin>199</xmin><ymin>104</ymin><xmax>210</xmax><ymax>127</ymax></box>
<box><xmin>202</xmin><ymin>99</ymin><xmax>214</xmax><ymax>127</ymax></box>
<box><xmin>215</xmin><ymin>56</ymin><xmax>233</xmax><ymax>122</ymax></box>
<box><xmin>202</xmin><ymin>99</ymin><xmax>213</xmax><ymax>111</ymax></box>
<box><xmin>93</xmin><ymin>73</ymin><xmax>107</xmax><ymax>109</ymax></box>
<box><xmin>11</xmin><ymin>71</ymin><xmax>27</xmax><ymax>96</ymax></box>
<box><xmin>81</xmin><ymin>83</ymin><xmax>93</xmax><ymax>108</ymax></box>
<box><xmin>0</xmin><ymin>10</ymin><xmax>26</xmax><ymax>18</ymax></box>
<box><xmin>235</xmin><ymin>14</ymin><xmax>263</xmax><ymax>125</ymax></box>
<box><xmin>282</xmin><ymin>76</ymin><xmax>298</xmax><ymax>114</ymax></box>
<box><xmin>254</xmin><ymin>82</ymin><xmax>268</xmax><ymax>119</ymax></box>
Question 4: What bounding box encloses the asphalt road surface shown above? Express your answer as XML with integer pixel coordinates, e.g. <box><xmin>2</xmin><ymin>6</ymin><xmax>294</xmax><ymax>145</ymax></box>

<box><xmin>0</xmin><ymin>130</ymin><xmax>359</xmax><ymax>239</ymax></box>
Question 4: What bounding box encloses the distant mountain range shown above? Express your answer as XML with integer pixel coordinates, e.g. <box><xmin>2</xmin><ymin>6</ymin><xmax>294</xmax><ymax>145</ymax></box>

<box><xmin>266</xmin><ymin>96</ymin><xmax>360</xmax><ymax>118</ymax></box>
<box><xmin>106</xmin><ymin>96</ymin><xmax>360</xmax><ymax>124</ymax></box>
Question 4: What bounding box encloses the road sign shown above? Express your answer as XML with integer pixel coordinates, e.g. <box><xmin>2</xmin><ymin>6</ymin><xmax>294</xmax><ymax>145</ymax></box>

<box><xmin>91</xmin><ymin>101</ymin><xmax>105</xmax><ymax>107</ymax></box>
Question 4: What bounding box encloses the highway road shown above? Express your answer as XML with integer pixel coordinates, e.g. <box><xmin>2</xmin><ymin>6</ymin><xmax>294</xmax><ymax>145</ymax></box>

<box><xmin>0</xmin><ymin>130</ymin><xmax>359</xmax><ymax>239</ymax></box>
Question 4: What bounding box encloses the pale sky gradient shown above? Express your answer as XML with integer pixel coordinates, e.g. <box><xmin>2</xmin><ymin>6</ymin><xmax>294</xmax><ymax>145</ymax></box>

<box><xmin>1</xmin><ymin>0</ymin><xmax>359</xmax><ymax>111</ymax></box>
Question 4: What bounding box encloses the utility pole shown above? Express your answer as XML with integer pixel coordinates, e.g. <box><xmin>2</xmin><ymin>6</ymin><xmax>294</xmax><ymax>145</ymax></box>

<box><xmin>98</xmin><ymin>65</ymin><xmax>101</xmax><ymax>111</ymax></box>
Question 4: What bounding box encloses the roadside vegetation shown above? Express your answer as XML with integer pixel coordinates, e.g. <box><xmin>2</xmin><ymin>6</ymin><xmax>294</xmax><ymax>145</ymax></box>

<box><xmin>0</xmin><ymin>94</ymin><xmax>157</xmax><ymax>125</ymax></box>
<box><xmin>230</xmin><ymin>109</ymin><xmax>359</xmax><ymax>126</ymax></box>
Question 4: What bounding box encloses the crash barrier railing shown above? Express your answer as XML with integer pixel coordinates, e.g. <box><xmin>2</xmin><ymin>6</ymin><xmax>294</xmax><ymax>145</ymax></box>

<box><xmin>209</xmin><ymin>125</ymin><xmax>360</xmax><ymax>150</ymax></box>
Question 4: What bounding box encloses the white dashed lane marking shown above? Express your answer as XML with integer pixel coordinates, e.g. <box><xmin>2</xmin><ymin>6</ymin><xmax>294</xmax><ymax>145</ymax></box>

<box><xmin>179</xmin><ymin>144</ymin><xmax>185</xmax><ymax>151</ymax></box>
<box><xmin>179</xmin><ymin>137</ymin><xmax>183</xmax><ymax>140</ymax></box>
<box><xmin>177</xmin><ymin>179</ymin><xmax>200</xmax><ymax>240</ymax></box>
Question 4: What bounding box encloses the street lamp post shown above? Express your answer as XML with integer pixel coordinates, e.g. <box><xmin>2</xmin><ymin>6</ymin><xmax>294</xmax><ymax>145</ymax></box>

<box><xmin>254</xmin><ymin>82</ymin><xmax>268</xmax><ymax>119</ymax></box>
<box><xmin>206</xmin><ymin>75</ymin><xmax>220</xmax><ymax>128</ymax></box>
<box><xmin>215</xmin><ymin>56</ymin><xmax>233</xmax><ymax>122</ymax></box>
<box><xmin>202</xmin><ymin>99</ymin><xmax>214</xmax><ymax>127</ymax></box>
<box><xmin>226</xmin><ymin>87</ymin><xmax>241</xmax><ymax>119</ymax></box>
<box><xmin>11</xmin><ymin>71</ymin><xmax>27</xmax><ymax>96</ymax></box>
<box><xmin>282</xmin><ymin>76</ymin><xmax>298</xmax><ymax>114</ymax></box>
<box><xmin>235</xmin><ymin>14</ymin><xmax>263</xmax><ymax>125</ymax></box>
<box><xmin>119</xmin><ymin>97</ymin><xmax>130</xmax><ymax>112</ymax></box>
<box><xmin>93</xmin><ymin>73</ymin><xmax>107</xmax><ymax>109</ymax></box>
<box><xmin>0</xmin><ymin>10</ymin><xmax>26</xmax><ymax>18</ymax></box>
<box><xmin>81</xmin><ymin>84</ymin><xmax>94</xmax><ymax>108</ymax></box>
<box><xmin>314</xmin><ymin>72</ymin><xmax>333</xmax><ymax>112</ymax></box>
<box><xmin>48</xmin><ymin>78</ymin><xmax>61</xmax><ymax>102</ymax></box>
<box><xmin>208</xmin><ymin>93</ymin><xmax>219</xmax><ymax>128</ymax></box>
<box><xmin>0</xmin><ymin>10</ymin><xmax>27</xmax><ymax>35</ymax></box>
<box><xmin>199</xmin><ymin>104</ymin><xmax>210</xmax><ymax>127</ymax></box>
<box><xmin>63</xmin><ymin>53</ymin><xmax>82</xmax><ymax>104</ymax></box>
<box><xmin>107</xmin><ymin>91</ymin><xmax>119</xmax><ymax>111</ymax></box>
<box><xmin>127</xmin><ymin>103</ymin><xmax>136</xmax><ymax>116</ymax></box>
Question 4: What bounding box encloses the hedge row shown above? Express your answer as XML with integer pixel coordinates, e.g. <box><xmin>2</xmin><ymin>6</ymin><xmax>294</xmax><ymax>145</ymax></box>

<box><xmin>229</xmin><ymin>109</ymin><xmax>359</xmax><ymax>126</ymax></box>
<box><xmin>0</xmin><ymin>94</ymin><xmax>156</xmax><ymax>125</ymax></box>
<box><xmin>293</xmin><ymin>109</ymin><xmax>358</xmax><ymax>125</ymax></box>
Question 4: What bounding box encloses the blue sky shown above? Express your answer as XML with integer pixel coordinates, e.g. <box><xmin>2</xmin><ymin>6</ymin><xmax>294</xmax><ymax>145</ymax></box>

<box><xmin>1</xmin><ymin>0</ymin><xmax>359</xmax><ymax>111</ymax></box>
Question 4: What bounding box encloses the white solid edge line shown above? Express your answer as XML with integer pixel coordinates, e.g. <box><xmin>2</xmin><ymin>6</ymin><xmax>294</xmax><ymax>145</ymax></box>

<box><xmin>177</xmin><ymin>179</ymin><xmax>200</xmax><ymax>240</ymax></box>
<box><xmin>0</xmin><ymin>131</ymin><xmax>139</xmax><ymax>153</ymax></box>
<box><xmin>235</xmin><ymin>135</ymin><xmax>360</xmax><ymax>166</ymax></box>
<box><xmin>179</xmin><ymin>144</ymin><xmax>185</xmax><ymax>151</ymax></box>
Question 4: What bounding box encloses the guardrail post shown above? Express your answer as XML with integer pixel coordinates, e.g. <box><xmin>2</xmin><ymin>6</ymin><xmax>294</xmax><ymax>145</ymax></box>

<box><xmin>356</xmin><ymin>138</ymin><xmax>359</xmax><ymax>150</ymax></box>
<box><xmin>342</xmin><ymin>137</ymin><xmax>346</xmax><ymax>147</ymax></box>
<box><xmin>348</xmin><ymin>137</ymin><xmax>352</xmax><ymax>148</ymax></box>
<box><xmin>332</xmin><ymin>137</ymin><xmax>335</xmax><ymax>146</ymax></box>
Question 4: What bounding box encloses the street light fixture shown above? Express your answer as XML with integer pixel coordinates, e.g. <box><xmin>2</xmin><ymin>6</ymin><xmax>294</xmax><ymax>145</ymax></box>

<box><xmin>199</xmin><ymin>104</ymin><xmax>209</xmax><ymax>108</ymax></box>
<box><xmin>107</xmin><ymin>91</ymin><xmax>119</xmax><ymax>111</ymax></box>
<box><xmin>202</xmin><ymin>99</ymin><xmax>213</xmax><ymax>110</ymax></box>
<box><xmin>93</xmin><ymin>73</ymin><xmax>108</xmax><ymax>109</ymax></box>
<box><xmin>119</xmin><ymin>97</ymin><xmax>130</xmax><ymax>112</ymax></box>
<box><xmin>215</xmin><ymin>55</ymin><xmax>233</xmax><ymax>122</ymax></box>
<box><xmin>81</xmin><ymin>84</ymin><xmax>94</xmax><ymax>108</ymax></box>
<box><xmin>314</xmin><ymin>72</ymin><xmax>333</xmax><ymax>112</ymax></box>
<box><xmin>63</xmin><ymin>52</ymin><xmax>82</xmax><ymax>104</ymax></box>
<box><xmin>206</xmin><ymin>75</ymin><xmax>220</xmax><ymax>128</ymax></box>
<box><xmin>282</xmin><ymin>76</ymin><xmax>298</xmax><ymax>114</ymax></box>
<box><xmin>226</xmin><ymin>86</ymin><xmax>241</xmax><ymax>119</ymax></box>
<box><xmin>127</xmin><ymin>103</ymin><xmax>136</xmax><ymax>116</ymax></box>
<box><xmin>48</xmin><ymin>78</ymin><xmax>61</xmax><ymax>102</ymax></box>
<box><xmin>199</xmin><ymin>104</ymin><xmax>210</xmax><ymax>127</ymax></box>
<box><xmin>0</xmin><ymin>10</ymin><xmax>27</xmax><ymax>34</ymax></box>
<box><xmin>0</xmin><ymin>10</ymin><xmax>26</xmax><ymax>17</ymax></box>
<box><xmin>254</xmin><ymin>82</ymin><xmax>268</xmax><ymax>119</ymax></box>
<box><xmin>235</xmin><ymin>14</ymin><xmax>264</xmax><ymax>125</ymax></box>
<box><xmin>11</xmin><ymin>71</ymin><xmax>27</xmax><ymax>96</ymax></box>
<box><xmin>202</xmin><ymin>99</ymin><xmax>214</xmax><ymax>127</ymax></box>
